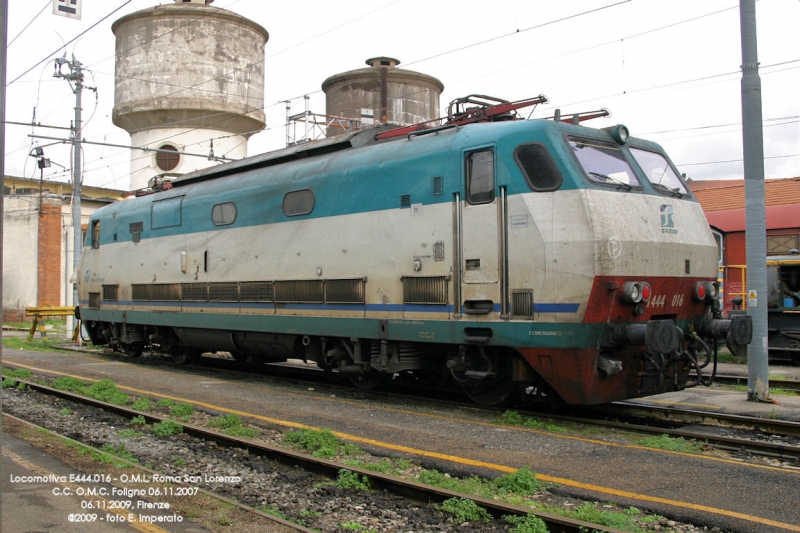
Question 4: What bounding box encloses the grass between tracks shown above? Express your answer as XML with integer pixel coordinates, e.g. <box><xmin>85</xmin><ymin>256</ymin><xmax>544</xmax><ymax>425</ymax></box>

<box><xmin>4</xmin><ymin>368</ymin><xmax>671</xmax><ymax>532</ymax></box>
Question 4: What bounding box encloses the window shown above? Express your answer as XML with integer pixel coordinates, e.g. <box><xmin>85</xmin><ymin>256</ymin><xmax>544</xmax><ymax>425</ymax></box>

<box><xmin>151</xmin><ymin>196</ymin><xmax>183</xmax><ymax>229</ymax></box>
<box><xmin>156</xmin><ymin>145</ymin><xmax>180</xmax><ymax>171</ymax></box>
<box><xmin>283</xmin><ymin>189</ymin><xmax>315</xmax><ymax>217</ymax></box>
<box><xmin>212</xmin><ymin>202</ymin><xmax>237</xmax><ymax>226</ymax></box>
<box><xmin>569</xmin><ymin>138</ymin><xmax>640</xmax><ymax>188</ymax></box>
<box><xmin>90</xmin><ymin>220</ymin><xmax>100</xmax><ymax>249</ymax></box>
<box><xmin>629</xmin><ymin>147</ymin><xmax>688</xmax><ymax>196</ymax></box>
<box><xmin>514</xmin><ymin>143</ymin><xmax>562</xmax><ymax>191</ymax></box>
<box><xmin>467</xmin><ymin>149</ymin><xmax>494</xmax><ymax>204</ymax></box>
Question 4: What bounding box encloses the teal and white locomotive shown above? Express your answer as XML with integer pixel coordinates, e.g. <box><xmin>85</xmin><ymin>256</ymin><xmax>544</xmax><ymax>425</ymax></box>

<box><xmin>77</xmin><ymin>96</ymin><xmax>751</xmax><ymax>405</ymax></box>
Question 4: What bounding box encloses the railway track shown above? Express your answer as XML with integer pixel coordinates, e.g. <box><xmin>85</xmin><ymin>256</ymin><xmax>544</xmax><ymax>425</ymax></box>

<box><xmin>37</xmin><ymin>345</ymin><xmax>800</xmax><ymax>463</ymax></box>
<box><xmin>2</xmin><ymin>375</ymin><xmax>630</xmax><ymax>533</ymax></box>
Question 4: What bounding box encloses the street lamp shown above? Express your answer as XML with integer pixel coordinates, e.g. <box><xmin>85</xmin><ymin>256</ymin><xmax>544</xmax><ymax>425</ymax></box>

<box><xmin>29</xmin><ymin>147</ymin><xmax>65</xmax><ymax>214</ymax></box>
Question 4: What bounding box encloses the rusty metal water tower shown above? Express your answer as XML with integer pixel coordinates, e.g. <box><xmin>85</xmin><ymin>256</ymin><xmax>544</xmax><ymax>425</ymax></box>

<box><xmin>321</xmin><ymin>57</ymin><xmax>444</xmax><ymax>136</ymax></box>
<box><xmin>112</xmin><ymin>0</ymin><xmax>268</xmax><ymax>190</ymax></box>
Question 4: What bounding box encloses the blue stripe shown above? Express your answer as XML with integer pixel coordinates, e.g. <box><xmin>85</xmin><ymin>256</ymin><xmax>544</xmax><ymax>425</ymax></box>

<box><xmin>82</xmin><ymin>300</ymin><xmax>579</xmax><ymax>314</ymax></box>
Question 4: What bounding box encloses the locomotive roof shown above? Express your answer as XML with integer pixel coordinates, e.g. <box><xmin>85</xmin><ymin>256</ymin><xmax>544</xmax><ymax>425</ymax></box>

<box><xmin>171</xmin><ymin>124</ymin><xmax>399</xmax><ymax>188</ymax></box>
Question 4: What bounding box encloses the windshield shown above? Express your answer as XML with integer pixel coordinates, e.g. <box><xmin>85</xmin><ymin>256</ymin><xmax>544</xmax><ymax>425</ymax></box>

<box><xmin>629</xmin><ymin>147</ymin><xmax>688</xmax><ymax>195</ymax></box>
<box><xmin>568</xmin><ymin>138</ymin><xmax>640</xmax><ymax>188</ymax></box>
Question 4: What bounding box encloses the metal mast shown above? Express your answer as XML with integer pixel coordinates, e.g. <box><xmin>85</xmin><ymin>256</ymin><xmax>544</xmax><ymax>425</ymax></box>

<box><xmin>739</xmin><ymin>0</ymin><xmax>770</xmax><ymax>401</ymax></box>
<box><xmin>54</xmin><ymin>56</ymin><xmax>91</xmax><ymax>324</ymax></box>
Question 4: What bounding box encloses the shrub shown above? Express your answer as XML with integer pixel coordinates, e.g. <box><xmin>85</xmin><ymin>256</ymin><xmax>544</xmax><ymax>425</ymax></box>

<box><xmin>438</xmin><ymin>497</ymin><xmax>491</xmax><ymax>523</ymax></box>
<box><xmin>152</xmin><ymin>420</ymin><xmax>183</xmax><ymax>437</ymax></box>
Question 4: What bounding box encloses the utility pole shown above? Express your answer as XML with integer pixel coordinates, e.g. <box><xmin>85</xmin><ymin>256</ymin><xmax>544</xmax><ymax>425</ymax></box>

<box><xmin>739</xmin><ymin>0</ymin><xmax>770</xmax><ymax>401</ymax></box>
<box><xmin>54</xmin><ymin>55</ymin><xmax>93</xmax><ymax>337</ymax></box>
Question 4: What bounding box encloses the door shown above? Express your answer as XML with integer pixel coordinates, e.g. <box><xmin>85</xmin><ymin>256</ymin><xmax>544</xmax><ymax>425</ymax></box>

<box><xmin>461</xmin><ymin>148</ymin><xmax>500</xmax><ymax>286</ymax></box>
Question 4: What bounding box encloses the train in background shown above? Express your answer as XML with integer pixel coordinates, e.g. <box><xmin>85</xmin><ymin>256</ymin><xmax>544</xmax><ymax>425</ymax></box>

<box><xmin>717</xmin><ymin>251</ymin><xmax>800</xmax><ymax>364</ymax></box>
<box><xmin>76</xmin><ymin>95</ymin><xmax>752</xmax><ymax>406</ymax></box>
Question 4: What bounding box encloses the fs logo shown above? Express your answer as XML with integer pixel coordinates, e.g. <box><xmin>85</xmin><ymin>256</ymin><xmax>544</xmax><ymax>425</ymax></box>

<box><xmin>660</xmin><ymin>204</ymin><xmax>678</xmax><ymax>234</ymax></box>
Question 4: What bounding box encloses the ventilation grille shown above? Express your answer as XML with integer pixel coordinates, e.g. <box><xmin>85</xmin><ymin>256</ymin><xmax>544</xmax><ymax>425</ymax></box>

<box><xmin>132</xmin><ymin>284</ymin><xmax>151</xmax><ymax>301</ymax></box>
<box><xmin>400</xmin><ymin>194</ymin><xmax>411</xmax><ymax>208</ymax></box>
<box><xmin>181</xmin><ymin>283</ymin><xmax>208</xmax><ymax>302</ymax></box>
<box><xmin>275</xmin><ymin>280</ymin><xmax>324</xmax><ymax>303</ymax></box>
<box><xmin>325</xmin><ymin>278</ymin><xmax>365</xmax><ymax>304</ymax></box>
<box><xmin>102</xmin><ymin>284</ymin><xmax>118</xmax><ymax>301</ymax></box>
<box><xmin>402</xmin><ymin>276</ymin><xmax>449</xmax><ymax>304</ymax></box>
<box><xmin>88</xmin><ymin>293</ymin><xmax>100</xmax><ymax>308</ymax></box>
<box><xmin>151</xmin><ymin>284</ymin><xmax>181</xmax><ymax>301</ymax></box>
<box><xmin>512</xmin><ymin>290</ymin><xmax>534</xmax><ymax>317</ymax></box>
<box><xmin>240</xmin><ymin>281</ymin><xmax>274</xmax><ymax>302</ymax></box>
<box><xmin>209</xmin><ymin>282</ymin><xmax>239</xmax><ymax>302</ymax></box>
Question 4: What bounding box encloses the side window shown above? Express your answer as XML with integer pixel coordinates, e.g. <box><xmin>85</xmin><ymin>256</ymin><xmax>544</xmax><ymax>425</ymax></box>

<box><xmin>90</xmin><ymin>220</ymin><xmax>100</xmax><ymax>249</ymax></box>
<box><xmin>514</xmin><ymin>143</ymin><xmax>562</xmax><ymax>191</ymax></box>
<box><xmin>467</xmin><ymin>149</ymin><xmax>494</xmax><ymax>205</ymax></box>
<box><xmin>212</xmin><ymin>202</ymin><xmax>237</xmax><ymax>226</ymax></box>
<box><xmin>151</xmin><ymin>196</ymin><xmax>183</xmax><ymax>229</ymax></box>
<box><xmin>283</xmin><ymin>189</ymin><xmax>315</xmax><ymax>217</ymax></box>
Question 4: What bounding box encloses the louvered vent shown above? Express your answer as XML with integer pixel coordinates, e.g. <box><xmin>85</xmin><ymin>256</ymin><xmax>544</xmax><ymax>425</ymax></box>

<box><xmin>400</xmin><ymin>194</ymin><xmax>411</xmax><ymax>208</ymax></box>
<box><xmin>325</xmin><ymin>279</ymin><xmax>365</xmax><ymax>304</ymax></box>
<box><xmin>512</xmin><ymin>290</ymin><xmax>534</xmax><ymax>317</ymax></box>
<box><xmin>151</xmin><ymin>284</ymin><xmax>181</xmax><ymax>301</ymax></box>
<box><xmin>131</xmin><ymin>284</ymin><xmax>151</xmax><ymax>301</ymax></box>
<box><xmin>88</xmin><ymin>292</ymin><xmax>100</xmax><ymax>308</ymax></box>
<box><xmin>240</xmin><ymin>281</ymin><xmax>274</xmax><ymax>302</ymax></box>
<box><xmin>402</xmin><ymin>276</ymin><xmax>449</xmax><ymax>304</ymax></box>
<box><xmin>209</xmin><ymin>282</ymin><xmax>239</xmax><ymax>302</ymax></box>
<box><xmin>275</xmin><ymin>280</ymin><xmax>324</xmax><ymax>303</ymax></box>
<box><xmin>102</xmin><ymin>284</ymin><xmax>118</xmax><ymax>301</ymax></box>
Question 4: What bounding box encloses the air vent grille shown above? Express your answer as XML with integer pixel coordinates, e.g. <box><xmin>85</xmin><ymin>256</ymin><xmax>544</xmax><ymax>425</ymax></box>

<box><xmin>402</xmin><ymin>276</ymin><xmax>448</xmax><ymax>304</ymax></box>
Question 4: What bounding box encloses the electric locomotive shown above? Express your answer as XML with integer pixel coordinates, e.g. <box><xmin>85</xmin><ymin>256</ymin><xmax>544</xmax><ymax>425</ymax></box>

<box><xmin>76</xmin><ymin>96</ymin><xmax>752</xmax><ymax>406</ymax></box>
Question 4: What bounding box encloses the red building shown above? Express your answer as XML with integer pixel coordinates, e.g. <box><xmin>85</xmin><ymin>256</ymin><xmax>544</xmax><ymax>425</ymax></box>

<box><xmin>688</xmin><ymin>177</ymin><xmax>800</xmax><ymax>309</ymax></box>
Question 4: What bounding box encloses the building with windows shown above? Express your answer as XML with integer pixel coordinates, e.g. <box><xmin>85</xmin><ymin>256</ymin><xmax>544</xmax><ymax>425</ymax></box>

<box><xmin>2</xmin><ymin>176</ymin><xmax>125</xmax><ymax>321</ymax></box>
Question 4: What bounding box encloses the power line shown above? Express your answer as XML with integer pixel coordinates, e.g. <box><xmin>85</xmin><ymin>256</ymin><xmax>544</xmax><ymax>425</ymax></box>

<box><xmin>8</xmin><ymin>0</ymin><xmax>50</xmax><ymax>47</ymax></box>
<box><xmin>8</xmin><ymin>1</ymin><xmax>133</xmax><ymax>86</ymax></box>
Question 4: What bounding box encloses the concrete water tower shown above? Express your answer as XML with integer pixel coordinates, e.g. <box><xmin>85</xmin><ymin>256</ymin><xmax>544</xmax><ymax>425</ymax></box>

<box><xmin>321</xmin><ymin>57</ymin><xmax>444</xmax><ymax>135</ymax></box>
<box><xmin>112</xmin><ymin>0</ymin><xmax>268</xmax><ymax>190</ymax></box>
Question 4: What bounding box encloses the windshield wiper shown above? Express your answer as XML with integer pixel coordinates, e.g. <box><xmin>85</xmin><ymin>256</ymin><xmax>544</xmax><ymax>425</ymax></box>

<box><xmin>589</xmin><ymin>172</ymin><xmax>632</xmax><ymax>190</ymax></box>
<box><xmin>651</xmin><ymin>182</ymin><xmax>684</xmax><ymax>198</ymax></box>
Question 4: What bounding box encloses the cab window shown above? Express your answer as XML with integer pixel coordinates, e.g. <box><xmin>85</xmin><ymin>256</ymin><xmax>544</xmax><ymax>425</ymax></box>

<box><xmin>467</xmin><ymin>149</ymin><xmax>494</xmax><ymax>204</ymax></box>
<box><xmin>629</xmin><ymin>147</ymin><xmax>689</xmax><ymax>196</ymax></box>
<box><xmin>569</xmin><ymin>137</ymin><xmax>640</xmax><ymax>188</ymax></box>
<box><xmin>90</xmin><ymin>220</ymin><xmax>100</xmax><ymax>249</ymax></box>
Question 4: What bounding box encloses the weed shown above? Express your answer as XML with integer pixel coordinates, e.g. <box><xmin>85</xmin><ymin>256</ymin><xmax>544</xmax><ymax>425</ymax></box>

<box><xmin>438</xmin><ymin>497</ymin><xmax>491</xmax><ymax>523</ymax></box>
<box><xmin>282</xmin><ymin>428</ymin><xmax>361</xmax><ymax>459</ymax></box>
<box><xmin>300</xmin><ymin>510</ymin><xmax>321</xmax><ymax>518</ymax></box>
<box><xmin>100</xmin><ymin>443</ymin><xmax>139</xmax><ymax>464</ymax></box>
<box><xmin>223</xmin><ymin>426</ymin><xmax>259</xmax><ymax>438</ymax></box>
<box><xmin>155</xmin><ymin>398</ymin><xmax>175</xmax><ymax>409</ymax></box>
<box><xmin>170</xmin><ymin>456</ymin><xmax>187</xmax><ymax>467</ymax></box>
<box><xmin>84</xmin><ymin>379</ymin><xmax>130</xmax><ymax>405</ymax></box>
<box><xmin>3</xmin><ymin>368</ymin><xmax>32</xmax><ymax>379</ymax></box>
<box><xmin>130</xmin><ymin>415</ymin><xmax>147</xmax><ymax>426</ymax></box>
<box><xmin>51</xmin><ymin>376</ymin><xmax>86</xmax><ymax>393</ymax></box>
<box><xmin>570</xmin><ymin>502</ymin><xmax>640</xmax><ymax>530</ymax></box>
<box><xmin>337</xmin><ymin>469</ymin><xmax>370</xmax><ymax>491</ymax></box>
<box><xmin>152</xmin><ymin>420</ymin><xmax>183</xmax><ymax>437</ymax></box>
<box><xmin>2</xmin><ymin>378</ymin><xmax>18</xmax><ymax>389</ymax></box>
<box><xmin>494</xmin><ymin>467</ymin><xmax>543</xmax><ymax>495</ymax></box>
<box><xmin>636</xmin><ymin>434</ymin><xmax>702</xmax><ymax>453</ymax></box>
<box><xmin>504</xmin><ymin>514</ymin><xmax>548</xmax><ymax>533</ymax></box>
<box><xmin>170</xmin><ymin>402</ymin><xmax>194</xmax><ymax>421</ymax></box>
<box><xmin>131</xmin><ymin>397</ymin><xmax>152</xmax><ymax>411</ymax></box>
<box><xmin>257</xmin><ymin>507</ymin><xmax>287</xmax><ymax>520</ymax></box>
<box><xmin>498</xmin><ymin>410</ymin><xmax>524</xmax><ymax>425</ymax></box>
<box><xmin>208</xmin><ymin>413</ymin><xmax>244</xmax><ymax>429</ymax></box>
<box><xmin>60</xmin><ymin>408</ymin><xmax>73</xmax><ymax>415</ymax></box>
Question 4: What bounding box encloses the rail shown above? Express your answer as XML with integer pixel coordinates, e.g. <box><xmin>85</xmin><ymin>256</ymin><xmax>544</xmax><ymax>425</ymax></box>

<box><xmin>25</xmin><ymin>306</ymin><xmax>78</xmax><ymax>342</ymax></box>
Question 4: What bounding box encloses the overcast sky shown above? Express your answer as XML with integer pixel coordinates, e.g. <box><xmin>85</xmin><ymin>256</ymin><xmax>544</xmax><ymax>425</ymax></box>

<box><xmin>4</xmin><ymin>0</ymin><xmax>798</xmax><ymax>191</ymax></box>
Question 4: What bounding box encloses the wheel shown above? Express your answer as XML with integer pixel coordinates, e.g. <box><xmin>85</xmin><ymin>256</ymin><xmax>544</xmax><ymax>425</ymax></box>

<box><xmin>171</xmin><ymin>348</ymin><xmax>201</xmax><ymax>365</ymax></box>
<box><xmin>124</xmin><ymin>343</ymin><xmax>144</xmax><ymax>358</ymax></box>
<box><xmin>449</xmin><ymin>348</ymin><xmax>519</xmax><ymax>407</ymax></box>
<box><xmin>347</xmin><ymin>368</ymin><xmax>386</xmax><ymax>390</ymax></box>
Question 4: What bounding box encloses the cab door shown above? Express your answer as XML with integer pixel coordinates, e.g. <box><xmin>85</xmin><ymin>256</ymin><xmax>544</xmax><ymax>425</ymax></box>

<box><xmin>460</xmin><ymin>148</ymin><xmax>501</xmax><ymax>310</ymax></box>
